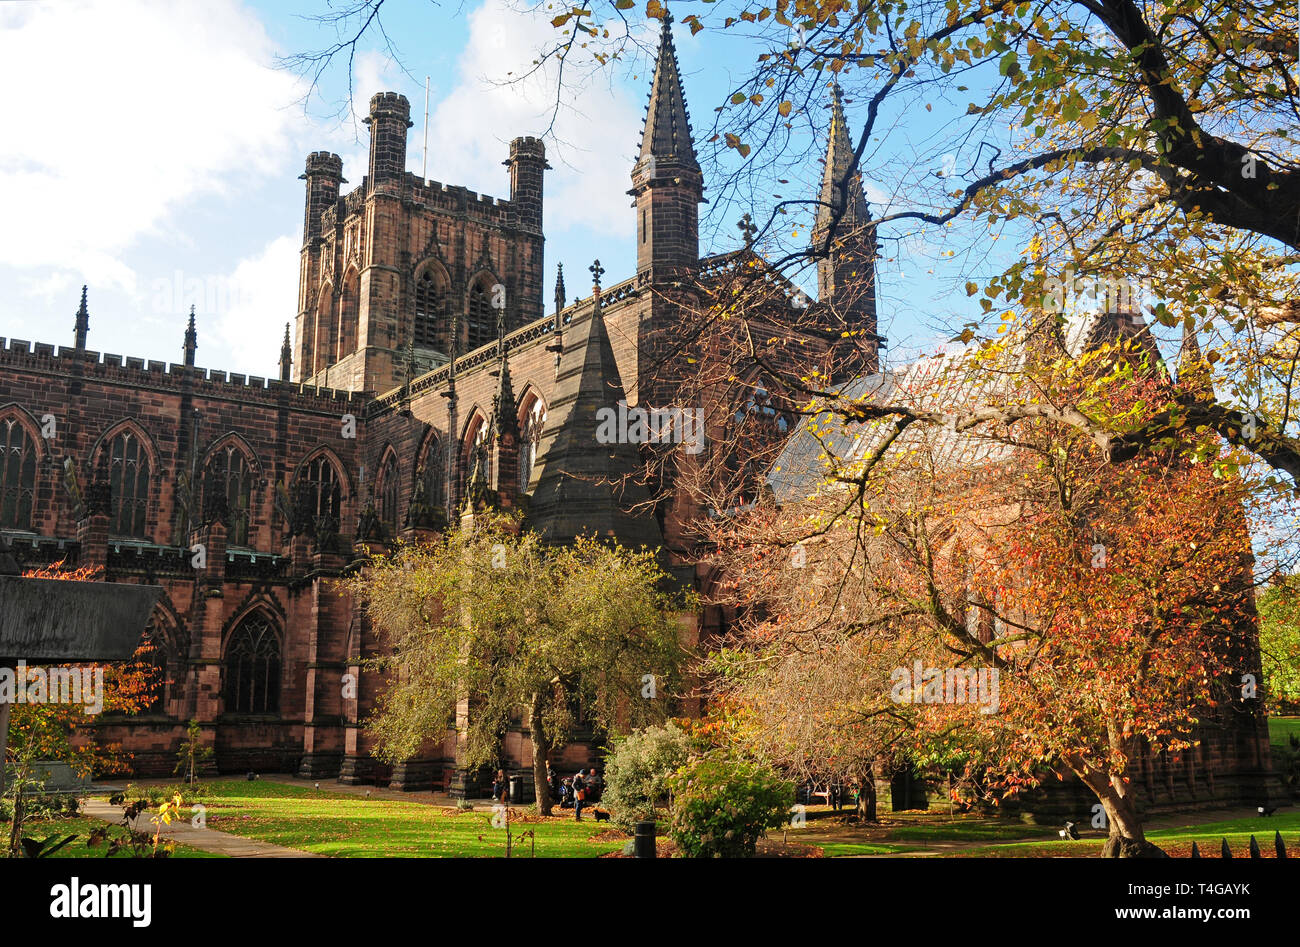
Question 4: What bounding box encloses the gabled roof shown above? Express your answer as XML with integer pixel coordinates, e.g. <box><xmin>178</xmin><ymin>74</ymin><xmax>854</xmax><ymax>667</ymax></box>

<box><xmin>527</xmin><ymin>299</ymin><xmax>665</xmax><ymax>549</ymax></box>
<box><xmin>768</xmin><ymin>308</ymin><xmax>1161</xmax><ymax>504</ymax></box>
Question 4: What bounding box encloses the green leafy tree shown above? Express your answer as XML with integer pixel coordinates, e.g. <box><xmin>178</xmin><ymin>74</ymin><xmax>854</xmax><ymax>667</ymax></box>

<box><xmin>344</xmin><ymin>514</ymin><xmax>692</xmax><ymax>816</ymax></box>
<box><xmin>1255</xmin><ymin>578</ymin><xmax>1300</xmax><ymax>713</ymax></box>
<box><xmin>667</xmin><ymin>755</ymin><xmax>795</xmax><ymax>858</ymax></box>
<box><xmin>602</xmin><ymin>721</ymin><xmax>692</xmax><ymax>831</ymax></box>
<box><xmin>174</xmin><ymin>719</ymin><xmax>214</xmax><ymax>787</ymax></box>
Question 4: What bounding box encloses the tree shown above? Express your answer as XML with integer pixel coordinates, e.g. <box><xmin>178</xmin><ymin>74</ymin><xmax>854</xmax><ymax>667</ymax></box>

<box><xmin>707</xmin><ymin>338</ymin><xmax>1277</xmax><ymax>855</ymax></box>
<box><xmin>174</xmin><ymin>719</ymin><xmax>214</xmax><ymax>787</ymax></box>
<box><xmin>1255</xmin><ymin>577</ymin><xmax>1300</xmax><ymax>713</ymax></box>
<box><xmin>343</xmin><ymin>514</ymin><xmax>692</xmax><ymax>816</ymax></box>
<box><xmin>601</xmin><ymin>720</ymin><xmax>692</xmax><ymax>830</ymax></box>
<box><xmin>4</xmin><ymin>562</ymin><xmax>163</xmax><ymax>856</ymax></box>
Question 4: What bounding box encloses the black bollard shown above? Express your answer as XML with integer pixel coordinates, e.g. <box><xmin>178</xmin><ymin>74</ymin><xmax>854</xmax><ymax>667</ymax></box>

<box><xmin>634</xmin><ymin>820</ymin><xmax>657</xmax><ymax>859</ymax></box>
<box><xmin>1190</xmin><ymin>841</ymin><xmax>1200</xmax><ymax>859</ymax></box>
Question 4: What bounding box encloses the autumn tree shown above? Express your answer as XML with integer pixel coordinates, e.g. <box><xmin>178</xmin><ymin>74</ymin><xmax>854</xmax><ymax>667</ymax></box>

<box><xmin>4</xmin><ymin>562</ymin><xmax>163</xmax><ymax>856</ymax></box>
<box><xmin>707</xmin><ymin>328</ymin><xmax>1281</xmax><ymax>855</ymax></box>
<box><xmin>343</xmin><ymin>515</ymin><xmax>691</xmax><ymax>816</ymax></box>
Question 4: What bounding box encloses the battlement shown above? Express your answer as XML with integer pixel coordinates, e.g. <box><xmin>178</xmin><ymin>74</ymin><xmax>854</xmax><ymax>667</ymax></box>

<box><xmin>367</xmin><ymin>91</ymin><xmax>411</xmax><ymax>122</ymax></box>
<box><xmin>304</xmin><ymin>151</ymin><xmax>344</xmax><ymax>177</ymax></box>
<box><xmin>317</xmin><ymin>172</ymin><xmax>519</xmax><ymax>231</ymax></box>
<box><xmin>0</xmin><ymin>337</ymin><xmax>367</xmax><ymax>410</ymax></box>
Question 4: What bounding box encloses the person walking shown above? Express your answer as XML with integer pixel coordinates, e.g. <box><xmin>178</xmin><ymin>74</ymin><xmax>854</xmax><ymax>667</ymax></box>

<box><xmin>573</xmin><ymin>768</ymin><xmax>587</xmax><ymax>821</ymax></box>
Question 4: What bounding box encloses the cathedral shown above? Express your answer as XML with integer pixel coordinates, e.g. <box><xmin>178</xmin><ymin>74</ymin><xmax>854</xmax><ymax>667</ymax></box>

<box><xmin>0</xmin><ymin>17</ymin><xmax>876</xmax><ymax>790</ymax></box>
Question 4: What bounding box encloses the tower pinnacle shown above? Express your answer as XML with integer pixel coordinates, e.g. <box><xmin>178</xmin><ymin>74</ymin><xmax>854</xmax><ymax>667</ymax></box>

<box><xmin>279</xmin><ymin>323</ymin><xmax>293</xmax><ymax>382</ymax></box>
<box><xmin>183</xmin><ymin>305</ymin><xmax>198</xmax><ymax>367</ymax></box>
<box><xmin>815</xmin><ymin>82</ymin><xmax>870</xmax><ymax>239</ymax></box>
<box><xmin>637</xmin><ymin>8</ymin><xmax>698</xmax><ymax>169</ymax></box>
<box><xmin>74</xmin><ymin>285</ymin><xmax>89</xmax><ymax>350</ymax></box>
<box><xmin>631</xmin><ymin>10</ymin><xmax>704</xmax><ymax>276</ymax></box>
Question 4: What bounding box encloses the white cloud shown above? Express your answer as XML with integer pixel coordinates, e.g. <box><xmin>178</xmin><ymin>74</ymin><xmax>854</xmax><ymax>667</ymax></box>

<box><xmin>419</xmin><ymin>0</ymin><xmax>646</xmax><ymax>237</ymax></box>
<box><xmin>0</xmin><ymin>0</ymin><xmax>303</xmax><ymax>292</ymax></box>
<box><xmin>208</xmin><ymin>234</ymin><xmax>301</xmax><ymax>375</ymax></box>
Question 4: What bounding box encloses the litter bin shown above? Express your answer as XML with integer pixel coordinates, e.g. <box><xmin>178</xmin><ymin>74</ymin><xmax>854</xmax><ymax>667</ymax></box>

<box><xmin>508</xmin><ymin>774</ymin><xmax>535</xmax><ymax>804</ymax></box>
<box><xmin>634</xmin><ymin>820</ymin><xmax>656</xmax><ymax>859</ymax></box>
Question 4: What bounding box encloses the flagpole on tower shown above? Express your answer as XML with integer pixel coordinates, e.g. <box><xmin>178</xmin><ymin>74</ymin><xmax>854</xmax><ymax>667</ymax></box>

<box><xmin>422</xmin><ymin>75</ymin><xmax>431</xmax><ymax>181</ymax></box>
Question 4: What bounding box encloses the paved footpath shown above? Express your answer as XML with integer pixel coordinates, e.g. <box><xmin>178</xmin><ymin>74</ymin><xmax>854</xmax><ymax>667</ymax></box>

<box><xmin>81</xmin><ymin>798</ymin><xmax>320</xmax><ymax>858</ymax></box>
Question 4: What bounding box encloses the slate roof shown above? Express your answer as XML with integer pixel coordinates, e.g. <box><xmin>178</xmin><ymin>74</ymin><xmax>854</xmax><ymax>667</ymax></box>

<box><xmin>768</xmin><ymin>308</ymin><xmax>1161</xmax><ymax>504</ymax></box>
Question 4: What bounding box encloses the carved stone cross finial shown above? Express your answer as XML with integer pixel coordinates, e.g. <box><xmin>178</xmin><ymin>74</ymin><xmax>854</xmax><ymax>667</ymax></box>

<box><xmin>737</xmin><ymin>213</ymin><xmax>758</xmax><ymax>247</ymax></box>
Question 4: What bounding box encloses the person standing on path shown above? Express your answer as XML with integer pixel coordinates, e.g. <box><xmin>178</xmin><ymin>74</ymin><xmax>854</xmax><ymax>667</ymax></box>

<box><xmin>573</xmin><ymin>768</ymin><xmax>587</xmax><ymax>822</ymax></box>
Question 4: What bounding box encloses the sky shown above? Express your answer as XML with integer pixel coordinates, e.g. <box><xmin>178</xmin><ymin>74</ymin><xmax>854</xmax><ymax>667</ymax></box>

<box><xmin>0</xmin><ymin>0</ymin><xmax>1011</xmax><ymax>380</ymax></box>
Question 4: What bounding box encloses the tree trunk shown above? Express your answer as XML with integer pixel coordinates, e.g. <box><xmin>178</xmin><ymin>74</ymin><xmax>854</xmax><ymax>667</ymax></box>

<box><xmin>529</xmin><ymin>692</ymin><xmax>553</xmax><ymax>817</ymax></box>
<box><xmin>1077</xmin><ymin>764</ymin><xmax>1167</xmax><ymax>858</ymax></box>
<box><xmin>1098</xmin><ymin>789</ymin><xmax>1167</xmax><ymax>857</ymax></box>
<box><xmin>857</xmin><ymin>776</ymin><xmax>878</xmax><ymax>822</ymax></box>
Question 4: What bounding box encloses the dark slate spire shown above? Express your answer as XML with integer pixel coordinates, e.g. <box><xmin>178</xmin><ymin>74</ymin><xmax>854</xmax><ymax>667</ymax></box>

<box><xmin>554</xmin><ymin>262</ymin><xmax>566</xmax><ymax>317</ymax></box>
<box><xmin>183</xmin><ymin>305</ymin><xmax>198</xmax><ymax>367</ymax></box>
<box><xmin>815</xmin><ymin>82</ymin><xmax>870</xmax><ymax>237</ymax></box>
<box><xmin>74</xmin><ymin>285</ymin><xmax>89</xmax><ymax>350</ymax></box>
<box><xmin>279</xmin><ymin>323</ymin><xmax>293</xmax><ymax>381</ymax></box>
<box><xmin>637</xmin><ymin>8</ymin><xmax>698</xmax><ymax>170</ymax></box>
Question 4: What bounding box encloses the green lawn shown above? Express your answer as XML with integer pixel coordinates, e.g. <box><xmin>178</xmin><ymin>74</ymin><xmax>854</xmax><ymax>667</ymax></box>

<box><xmin>179</xmin><ymin>780</ymin><xmax>625</xmax><ymax>858</ymax></box>
<box><xmin>950</xmin><ymin>809</ymin><xmax>1300</xmax><ymax>857</ymax></box>
<box><xmin>1269</xmin><ymin>715</ymin><xmax>1299</xmax><ymax>751</ymax></box>
<box><xmin>15</xmin><ymin>816</ymin><xmax>221</xmax><ymax>859</ymax></box>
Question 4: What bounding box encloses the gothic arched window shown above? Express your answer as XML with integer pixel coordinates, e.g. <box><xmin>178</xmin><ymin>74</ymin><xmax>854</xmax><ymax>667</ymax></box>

<box><xmin>204</xmin><ymin>443</ymin><xmax>254</xmax><ymax>546</ymax></box>
<box><xmin>378</xmin><ymin>453</ymin><xmax>400</xmax><ymax>533</ymax></box>
<box><xmin>224</xmin><ymin>613</ymin><xmax>281</xmax><ymax>715</ymax></box>
<box><xmin>298</xmin><ymin>455</ymin><xmax>342</xmax><ymax>522</ymax></box>
<box><xmin>107</xmin><ymin>429</ymin><xmax>150</xmax><ymax>538</ymax></box>
<box><xmin>467</xmin><ymin>277</ymin><xmax>497</xmax><ymax>351</ymax></box>
<box><xmin>0</xmin><ymin>415</ymin><xmax>38</xmax><ymax>530</ymax></box>
<box><xmin>518</xmin><ymin>397</ymin><xmax>547</xmax><ymax>495</ymax></box>
<box><xmin>413</xmin><ymin>269</ymin><xmax>448</xmax><ymax>351</ymax></box>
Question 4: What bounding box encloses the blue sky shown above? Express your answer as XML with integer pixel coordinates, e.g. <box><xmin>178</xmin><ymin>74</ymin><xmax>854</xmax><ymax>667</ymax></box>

<box><xmin>0</xmin><ymin>0</ymin><xmax>1013</xmax><ymax>380</ymax></box>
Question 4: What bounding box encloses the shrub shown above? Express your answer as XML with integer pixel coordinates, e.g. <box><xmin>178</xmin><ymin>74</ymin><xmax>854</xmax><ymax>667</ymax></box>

<box><xmin>124</xmin><ymin>783</ymin><xmax>204</xmax><ymax>806</ymax></box>
<box><xmin>602</xmin><ymin>722</ymin><xmax>692</xmax><ymax>832</ymax></box>
<box><xmin>667</xmin><ymin>756</ymin><xmax>795</xmax><ymax>858</ymax></box>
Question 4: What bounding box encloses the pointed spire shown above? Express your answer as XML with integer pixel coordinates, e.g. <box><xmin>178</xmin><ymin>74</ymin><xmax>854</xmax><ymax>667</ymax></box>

<box><xmin>74</xmin><ymin>285</ymin><xmax>89</xmax><ymax>350</ymax></box>
<box><xmin>637</xmin><ymin>8</ymin><xmax>698</xmax><ymax>170</ymax></box>
<box><xmin>279</xmin><ymin>323</ymin><xmax>293</xmax><ymax>381</ymax></box>
<box><xmin>183</xmin><ymin>305</ymin><xmax>198</xmax><ymax>367</ymax></box>
<box><xmin>816</xmin><ymin>82</ymin><xmax>870</xmax><ymax>237</ymax></box>
<box><xmin>554</xmin><ymin>263</ymin><xmax>566</xmax><ymax>317</ymax></box>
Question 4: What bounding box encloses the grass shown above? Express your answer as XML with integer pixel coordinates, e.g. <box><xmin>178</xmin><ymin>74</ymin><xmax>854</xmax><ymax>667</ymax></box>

<box><xmin>168</xmin><ymin>780</ymin><xmax>626</xmax><ymax>858</ymax></box>
<box><xmin>818</xmin><ymin>842</ymin><xmax>916</xmax><ymax>856</ymax></box>
<box><xmin>950</xmin><ymin>809</ymin><xmax>1300</xmax><ymax>857</ymax></box>
<box><xmin>13</xmin><ymin>816</ymin><xmax>221</xmax><ymax>859</ymax></box>
<box><xmin>1269</xmin><ymin>715</ymin><xmax>1299</xmax><ymax>751</ymax></box>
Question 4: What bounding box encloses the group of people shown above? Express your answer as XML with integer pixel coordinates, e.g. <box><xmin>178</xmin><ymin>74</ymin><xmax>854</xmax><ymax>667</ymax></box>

<box><xmin>549</xmin><ymin>765</ymin><xmax>602</xmax><ymax>821</ymax></box>
<box><xmin>489</xmin><ymin>765</ymin><xmax>605</xmax><ymax>821</ymax></box>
